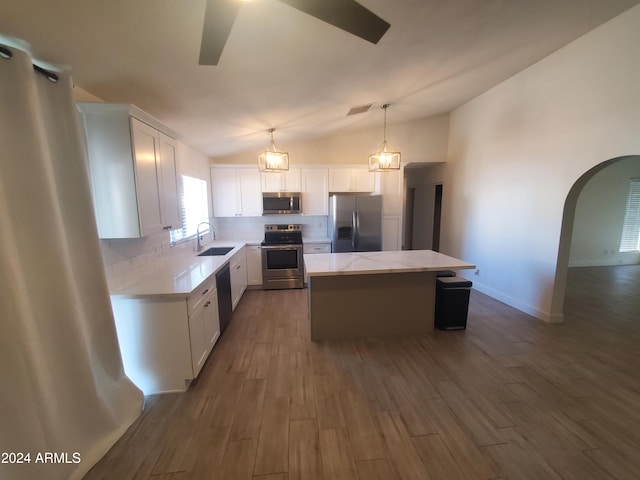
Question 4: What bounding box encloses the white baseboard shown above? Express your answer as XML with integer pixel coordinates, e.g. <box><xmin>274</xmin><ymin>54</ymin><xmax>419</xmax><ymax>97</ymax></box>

<box><xmin>470</xmin><ymin>280</ymin><xmax>563</xmax><ymax>324</ymax></box>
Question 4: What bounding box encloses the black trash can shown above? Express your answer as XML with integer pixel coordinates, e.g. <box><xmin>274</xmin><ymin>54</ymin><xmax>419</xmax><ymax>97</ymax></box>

<box><xmin>435</xmin><ymin>276</ymin><xmax>472</xmax><ymax>330</ymax></box>
<box><xmin>436</xmin><ymin>270</ymin><xmax>456</xmax><ymax>278</ymax></box>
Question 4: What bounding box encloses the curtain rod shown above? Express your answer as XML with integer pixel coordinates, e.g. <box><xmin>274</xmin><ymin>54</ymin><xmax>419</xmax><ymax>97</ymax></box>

<box><xmin>0</xmin><ymin>45</ymin><xmax>59</xmax><ymax>83</ymax></box>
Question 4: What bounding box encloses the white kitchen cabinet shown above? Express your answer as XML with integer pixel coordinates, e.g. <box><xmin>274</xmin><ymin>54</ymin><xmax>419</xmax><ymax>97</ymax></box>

<box><xmin>379</xmin><ymin>165</ymin><xmax>404</xmax><ymax>251</ymax></box>
<box><xmin>301</xmin><ymin>168</ymin><xmax>329</xmax><ymax>215</ymax></box>
<box><xmin>78</xmin><ymin>103</ymin><xmax>181</xmax><ymax>238</ymax></box>
<box><xmin>329</xmin><ymin>167</ymin><xmax>375</xmax><ymax>193</ymax></box>
<box><xmin>303</xmin><ymin>242</ymin><xmax>331</xmax><ymax>283</ymax></box>
<box><xmin>230</xmin><ymin>246</ymin><xmax>248</xmax><ymax>309</ymax></box>
<box><xmin>379</xmin><ymin>166</ymin><xmax>404</xmax><ymax>216</ymax></box>
<box><xmin>261</xmin><ymin>168</ymin><xmax>301</xmax><ymax>192</ymax></box>
<box><xmin>382</xmin><ymin>216</ymin><xmax>402</xmax><ymax>251</ymax></box>
<box><xmin>246</xmin><ymin>245</ymin><xmax>263</xmax><ymax>287</ymax></box>
<box><xmin>303</xmin><ymin>242</ymin><xmax>331</xmax><ymax>255</ymax></box>
<box><xmin>188</xmin><ymin>280</ymin><xmax>220</xmax><ymax>377</ymax></box>
<box><xmin>211</xmin><ymin>167</ymin><xmax>262</xmax><ymax>217</ymax></box>
<box><xmin>110</xmin><ymin>276</ymin><xmax>220</xmax><ymax>395</ymax></box>
<box><xmin>158</xmin><ymin>134</ymin><xmax>181</xmax><ymax>228</ymax></box>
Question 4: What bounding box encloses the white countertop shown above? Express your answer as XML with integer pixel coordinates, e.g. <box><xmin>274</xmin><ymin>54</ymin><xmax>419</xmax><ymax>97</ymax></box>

<box><xmin>110</xmin><ymin>241</ymin><xmax>249</xmax><ymax>298</ymax></box>
<box><xmin>303</xmin><ymin>250</ymin><xmax>475</xmax><ymax>277</ymax></box>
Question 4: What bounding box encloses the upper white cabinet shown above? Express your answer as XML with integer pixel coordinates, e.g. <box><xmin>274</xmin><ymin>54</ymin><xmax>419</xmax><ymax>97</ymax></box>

<box><xmin>78</xmin><ymin>103</ymin><xmax>180</xmax><ymax>238</ymax></box>
<box><xmin>211</xmin><ymin>167</ymin><xmax>262</xmax><ymax>217</ymax></box>
<box><xmin>329</xmin><ymin>167</ymin><xmax>375</xmax><ymax>193</ymax></box>
<box><xmin>301</xmin><ymin>168</ymin><xmax>329</xmax><ymax>216</ymax></box>
<box><xmin>157</xmin><ymin>134</ymin><xmax>181</xmax><ymax>228</ymax></box>
<box><xmin>261</xmin><ymin>168</ymin><xmax>301</xmax><ymax>192</ymax></box>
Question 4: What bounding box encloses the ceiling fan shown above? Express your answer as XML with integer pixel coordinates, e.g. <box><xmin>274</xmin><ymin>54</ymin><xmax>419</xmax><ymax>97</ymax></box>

<box><xmin>199</xmin><ymin>0</ymin><xmax>391</xmax><ymax>66</ymax></box>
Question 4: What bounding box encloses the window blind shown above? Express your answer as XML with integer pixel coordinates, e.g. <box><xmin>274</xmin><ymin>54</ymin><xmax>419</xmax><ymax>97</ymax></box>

<box><xmin>619</xmin><ymin>178</ymin><xmax>640</xmax><ymax>253</ymax></box>
<box><xmin>170</xmin><ymin>175</ymin><xmax>209</xmax><ymax>244</ymax></box>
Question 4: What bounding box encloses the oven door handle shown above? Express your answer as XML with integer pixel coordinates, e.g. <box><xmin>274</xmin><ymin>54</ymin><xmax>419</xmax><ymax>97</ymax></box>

<box><xmin>261</xmin><ymin>244</ymin><xmax>302</xmax><ymax>251</ymax></box>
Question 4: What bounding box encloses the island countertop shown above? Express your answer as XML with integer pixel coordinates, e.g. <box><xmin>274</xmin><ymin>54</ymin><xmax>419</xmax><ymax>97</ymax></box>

<box><xmin>304</xmin><ymin>249</ymin><xmax>475</xmax><ymax>277</ymax></box>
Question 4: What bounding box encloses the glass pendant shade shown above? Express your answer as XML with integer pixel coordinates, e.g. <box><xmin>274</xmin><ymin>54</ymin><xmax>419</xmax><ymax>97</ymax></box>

<box><xmin>368</xmin><ymin>104</ymin><xmax>401</xmax><ymax>172</ymax></box>
<box><xmin>258</xmin><ymin>128</ymin><xmax>289</xmax><ymax>172</ymax></box>
<box><xmin>368</xmin><ymin>140</ymin><xmax>401</xmax><ymax>171</ymax></box>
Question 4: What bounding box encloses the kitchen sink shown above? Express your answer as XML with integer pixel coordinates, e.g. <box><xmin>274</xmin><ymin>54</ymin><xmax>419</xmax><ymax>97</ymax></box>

<box><xmin>198</xmin><ymin>246</ymin><xmax>234</xmax><ymax>257</ymax></box>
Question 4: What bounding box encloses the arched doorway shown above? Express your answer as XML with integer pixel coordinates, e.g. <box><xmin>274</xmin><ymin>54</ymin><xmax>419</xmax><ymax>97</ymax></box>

<box><xmin>551</xmin><ymin>155</ymin><xmax>640</xmax><ymax>319</ymax></box>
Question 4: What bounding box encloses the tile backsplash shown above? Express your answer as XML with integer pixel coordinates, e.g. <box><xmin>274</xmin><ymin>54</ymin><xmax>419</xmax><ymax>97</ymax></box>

<box><xmin>212</xmin><ymin>215</ymin><xmax>327</xmax><ymax>241</ymax></box>
<box><xmin>100</xmin><ymin>215</ymin><xmax>328</xmax><ymax>289</ymax></box>
<box><xmin>99</xmin><ymin>230</ymin><xmax>182</xmax><ymax>290</ymax></box>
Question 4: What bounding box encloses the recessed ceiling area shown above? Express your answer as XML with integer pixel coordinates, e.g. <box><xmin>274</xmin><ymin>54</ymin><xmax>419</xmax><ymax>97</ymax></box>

<box><xmin>2</xmin><ymin>0</ymin><xmax>638</xmax><ymax>158</ymax></box>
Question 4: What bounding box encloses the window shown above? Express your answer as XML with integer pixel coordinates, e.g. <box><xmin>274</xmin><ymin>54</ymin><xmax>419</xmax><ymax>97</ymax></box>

<box><xmin>170</xmin><ymin>175</ymin><xmax>209</xmax><ymax>244</ymax></box>
<box><xmin>619</xmin><ymin>178</ymin><xmax>640</xmax><ymax>253</ymax></box>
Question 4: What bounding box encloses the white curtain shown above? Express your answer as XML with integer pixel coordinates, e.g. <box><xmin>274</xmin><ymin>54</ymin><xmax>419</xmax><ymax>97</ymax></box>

<box><xmin>0</xmin><ymin>45</ymin><xmax>143</xmax><ymax>480</ymax></box>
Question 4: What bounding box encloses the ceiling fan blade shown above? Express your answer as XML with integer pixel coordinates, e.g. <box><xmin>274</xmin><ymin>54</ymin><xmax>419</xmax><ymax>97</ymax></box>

<box><xmin>199</xmin><ymin>0</ymin><xmax>241</xmax><ymax>66</ymax></box>
<box><xmin>277</xmin><ymin>0</ymin><xmax>390</xmax><ymax>44</ymax></box>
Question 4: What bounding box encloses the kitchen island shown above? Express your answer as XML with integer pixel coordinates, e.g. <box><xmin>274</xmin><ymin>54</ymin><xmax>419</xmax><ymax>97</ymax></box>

<box><xmin>303</xmin><ymin>250</ymin><xmax>475</xmax><ymax>341</ymax></box>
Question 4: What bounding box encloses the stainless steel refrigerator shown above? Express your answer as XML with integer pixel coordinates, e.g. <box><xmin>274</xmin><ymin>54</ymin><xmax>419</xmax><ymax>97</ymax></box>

<box><xmin>329</xmin><ymin>194</ymin><xmax>382</xmax><ymax>252</ymax></box>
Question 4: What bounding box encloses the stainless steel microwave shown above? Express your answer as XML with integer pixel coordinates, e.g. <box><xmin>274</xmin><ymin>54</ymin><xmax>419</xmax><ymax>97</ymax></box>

<box><xmin>262</xmin><ymin>192</ymin><xmax>302</xmax><ymax>215</ymax></box>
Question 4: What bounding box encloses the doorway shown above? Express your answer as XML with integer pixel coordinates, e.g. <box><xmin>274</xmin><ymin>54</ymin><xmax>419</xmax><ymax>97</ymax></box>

<box><xmin>552</xmin><ymin>155</ymin><xmax>640</xmax><ymax>321</ymax></box>
<box><xmin>432</xmin><ymin>184</ymin><xmax>443</xmax><ymax>252</ymax></box>
<box><xmin>405</xmin><ymin>182</ymin><xmax>443</xmax><ymax>251</ymax></box>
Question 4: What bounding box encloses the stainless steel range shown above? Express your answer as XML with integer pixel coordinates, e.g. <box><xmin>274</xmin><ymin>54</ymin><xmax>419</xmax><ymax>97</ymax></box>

<box><xmin>261</xmin><ymin>224</ymin><xmax>304</xmax><ymax>290</ymax></box>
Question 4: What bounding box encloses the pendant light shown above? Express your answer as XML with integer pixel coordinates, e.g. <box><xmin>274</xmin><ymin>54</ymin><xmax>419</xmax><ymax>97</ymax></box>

<box><xmin>258</xmin><ymin>128</ymin><xmax>289</xmax><ymax>172</ymax></box>
<box><xmin>368</xmin><ymin>104</ymin><xmax>401</xmax><ymax>172</ymax></box>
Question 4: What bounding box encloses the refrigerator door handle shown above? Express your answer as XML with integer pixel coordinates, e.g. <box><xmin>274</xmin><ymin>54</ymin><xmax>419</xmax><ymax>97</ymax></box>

<box><xmin>354</xmin><ymin>210</ymin><xmax>360</xmax><ymax>250</ymax></box>
<box><xmin>351</xmin><ymin>210</ymin><xmax>357</xmax><ymax>250</ymax></box>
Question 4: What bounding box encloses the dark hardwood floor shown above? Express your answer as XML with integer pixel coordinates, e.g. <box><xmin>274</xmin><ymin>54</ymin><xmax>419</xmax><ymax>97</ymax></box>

<box><xmin>84</xmin><ymin>265</ymin><xmax>640</xmax><ymax>479</ymax></box>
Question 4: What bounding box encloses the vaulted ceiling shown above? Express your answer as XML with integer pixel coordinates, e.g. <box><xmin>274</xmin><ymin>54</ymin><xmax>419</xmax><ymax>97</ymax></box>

<box><xmin>2</xmin><ymin>0</ymin><xmax>638</xmax><ymax>158</ymax></box>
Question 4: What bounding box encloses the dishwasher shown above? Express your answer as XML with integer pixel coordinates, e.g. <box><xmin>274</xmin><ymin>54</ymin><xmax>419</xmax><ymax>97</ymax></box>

<box><xmin>215</xmin><ymin>262</ymin><xmax>233</xmax><ymax>334</ymax></box>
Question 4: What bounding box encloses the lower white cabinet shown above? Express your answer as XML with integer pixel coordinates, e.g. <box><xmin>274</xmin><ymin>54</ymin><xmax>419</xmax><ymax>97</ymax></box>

<box><xmin>188</xmin><ymin>281</ymin><xmax>220</xmax><ymax>378</ymax></box>
<box><xmin>230</xmin><ymin>247</ymin><xmax>248</xmax><ymax>309</ymax></box>
<box><xmin>303</xmin><ymin>242</ymin><xmax>331</xmax><ymax>283</ymax></box>
<box><xmin>110</xmin><ymin>276</ymin><xmax>220</xmax><ymax>395</ymax></box>
<box><xmin>303</xmin><ymin>242</ymin><xmax>331</xmax><ymax>254</ymax></box>
<box><xmin>246</xmin><ymin>245</ymin><xmax>263</xmax><ymax>286</ymax></box>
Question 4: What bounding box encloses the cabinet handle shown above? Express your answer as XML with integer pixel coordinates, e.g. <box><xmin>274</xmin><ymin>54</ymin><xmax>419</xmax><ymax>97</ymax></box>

<box><xmin>204</xmin><ymin>301</ymin><xmax>210</xmax><ymax>307</ymax></box>
<box><xmin>202</xmin><ymin>289</ymin><xmax>209</xmax><ymax>295</ymax></box>
<box><xmin>236</xmin><ymin>265</ymin><xmax>241</xmax><ymax>270</ymax></box>
<box><xmin>163</xmin><ymin>225</ymin><xmax>172</xmax><ymax>230</ymax></box>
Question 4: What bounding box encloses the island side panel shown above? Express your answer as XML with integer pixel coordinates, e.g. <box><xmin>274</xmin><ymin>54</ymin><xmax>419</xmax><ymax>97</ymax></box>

<box><xmin>308</xmin><ymin>271</ymin><xmax>436</xmax><ymax>341</ymax></box>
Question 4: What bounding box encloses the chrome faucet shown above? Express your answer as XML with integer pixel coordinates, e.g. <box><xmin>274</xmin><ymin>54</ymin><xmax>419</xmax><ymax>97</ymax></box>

<box><xmin>196</xmin><ymin>222</ymin><xmax>215</xmax><ymax>251</ymax></box>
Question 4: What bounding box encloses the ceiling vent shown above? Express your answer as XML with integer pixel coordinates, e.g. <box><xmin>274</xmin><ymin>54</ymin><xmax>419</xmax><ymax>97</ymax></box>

<box><xmin>347</xmin><ymin>104</ymin><xmax>373</xmax><ymax>116</ymax></box>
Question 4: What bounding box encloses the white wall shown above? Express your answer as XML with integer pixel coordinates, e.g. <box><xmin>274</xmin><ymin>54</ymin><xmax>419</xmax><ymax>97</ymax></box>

<box><xmin>569</xmin><ymin>156</ymin><xmax>640</xmax><ymax>266</ymax></box>
<box><xmin>212</xmin><ymin>114</ymin><xmax>450</xmax><ymax>165</ymax></box>
<box><xmin>445</xmin><ymin>5</ymin><xmax>640</xmax><ymax>322</ymax></box>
